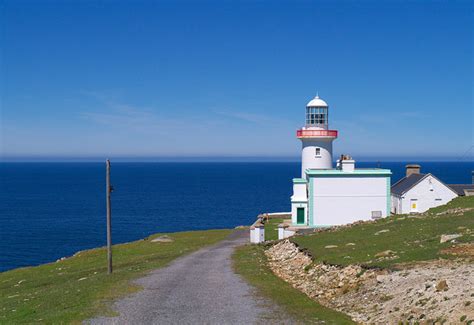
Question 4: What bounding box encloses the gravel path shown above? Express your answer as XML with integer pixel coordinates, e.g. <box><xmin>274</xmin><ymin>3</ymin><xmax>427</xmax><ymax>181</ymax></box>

<box><xmin>88</xmin><ymin>229</ymin><xmax>294</xmax><ymax>325</ymax></box>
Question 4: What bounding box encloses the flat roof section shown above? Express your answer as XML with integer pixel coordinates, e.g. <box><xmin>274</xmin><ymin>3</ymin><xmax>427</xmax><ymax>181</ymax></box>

<box><xmin>292</xmin><ymin>178</ymin><xmax>308</xmax><ymax>183</ymax></box>
<box><xmin>305</xmin><ymin>168</ymin><xmax>392</xmax><ymax>176</ymax></box>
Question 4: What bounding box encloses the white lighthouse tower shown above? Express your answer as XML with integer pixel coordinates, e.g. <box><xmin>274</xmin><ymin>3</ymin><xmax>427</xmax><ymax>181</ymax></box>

<box><xmin>287</xmin><ymin>94</ymin><xmax>390</xmax><ymax>230</ymax></box>
<box><xmin>297</xmin><ymin>95</ymin><xmax>338</xmax><ymax>177</ymax></box>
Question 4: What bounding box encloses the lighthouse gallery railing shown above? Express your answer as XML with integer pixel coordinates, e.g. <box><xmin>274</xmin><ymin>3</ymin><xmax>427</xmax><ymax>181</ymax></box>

<box><xmin>296</xmin><ymin>130</ymin><xmax>338</xmax><ymax>138</ymax></box>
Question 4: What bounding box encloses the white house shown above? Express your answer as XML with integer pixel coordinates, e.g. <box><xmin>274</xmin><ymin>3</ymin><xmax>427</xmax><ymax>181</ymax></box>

<box><xmin>391</xmin><ymin>165</ymin><xmax>458</xmax><ymax>214</ymax></box>
<box><xmin>290</xmin><ymin>95</ymin><xmax>391</xmax><ymax>228</ymax></box>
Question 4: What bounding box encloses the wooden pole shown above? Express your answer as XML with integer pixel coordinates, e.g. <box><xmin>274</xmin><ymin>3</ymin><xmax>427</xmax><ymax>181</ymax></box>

<box><xmin>106</xmin><ymin>159</ymin><xmax>112</xmax><ymax>274</ymax></box>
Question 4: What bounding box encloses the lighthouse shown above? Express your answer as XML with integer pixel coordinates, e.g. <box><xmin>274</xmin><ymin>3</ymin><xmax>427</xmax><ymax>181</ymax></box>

<box><xmin>287</xmin><ymin>94</ymin><xmax>391</xmax><ymax>231</ymax></box>
<box><xmin>297</xmin><ymin>95</ymin><xmax>338</xmax><ymax>177</ymax></box>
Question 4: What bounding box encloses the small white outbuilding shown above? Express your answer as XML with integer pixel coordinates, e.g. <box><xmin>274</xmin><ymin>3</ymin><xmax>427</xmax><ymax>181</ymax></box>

<box><xmin>391</xmin><ymin>165</ymin><xmax>458</xmax><ymax>214</ymax></box>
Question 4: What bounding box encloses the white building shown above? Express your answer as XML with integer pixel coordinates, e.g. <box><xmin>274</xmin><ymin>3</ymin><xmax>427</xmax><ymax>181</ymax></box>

<box><xmin>391</xmin><ymin>165</ymin><xmax>458</xmax><ymax>214</ymax></box>
<box><xmin>290</xmin><ymin>95</ymin><xmax>391</xmax><ymax>227</ymax></box>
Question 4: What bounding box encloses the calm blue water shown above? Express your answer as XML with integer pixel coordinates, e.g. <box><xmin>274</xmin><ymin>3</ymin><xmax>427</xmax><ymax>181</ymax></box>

<box><xmin>1</xmin><ymin>162</ymin><xmax>473</xmax><ymax>272</ymax></box>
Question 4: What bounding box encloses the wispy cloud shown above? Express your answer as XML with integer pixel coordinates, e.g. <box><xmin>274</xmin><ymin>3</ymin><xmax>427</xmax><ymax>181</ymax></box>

<box><xmin>212</xmin><ymin>109</ymin><xmax>288</xmax><ymax>125</ymax></box>
<box><xmin>399</xmin><ymin>111</ymin><xmax>425</xmax><ymax>118</ymax></box>
<box><xmin>79</xmin><ymin>91</ymin><xmax>196</xmax><ymax>135</ymax></box>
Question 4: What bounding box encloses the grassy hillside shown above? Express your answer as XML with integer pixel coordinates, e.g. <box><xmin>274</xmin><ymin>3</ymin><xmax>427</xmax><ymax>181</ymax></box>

<box><xmin>292</xmin><ymin>196</ymin><xmax>474</xmax><ymax>269</ymax></box>
<box><xmin>0</xmin><ymin>229</ymin><xmax>231</xmax><ymax>324</ymax></box>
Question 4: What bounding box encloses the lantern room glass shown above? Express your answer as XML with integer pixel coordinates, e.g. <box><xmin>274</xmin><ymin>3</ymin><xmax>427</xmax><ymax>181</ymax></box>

<box><xmin>306</xmin><ymin>107</ymin><xmax>328</xmax><ymax>127</ymax></box>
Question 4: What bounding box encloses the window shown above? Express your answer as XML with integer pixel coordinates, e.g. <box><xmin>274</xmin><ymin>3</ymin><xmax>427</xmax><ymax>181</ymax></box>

<box><xmin>306</xmin><ymin>107</ymin><xmax>328</xmax><ymax>126</ymax></box>
<box><xmin>435</xmin><ymin>198</ymin><xmax>442</xmax><ymax>201</ymax></box>
<box><xmin>315</xmin><ymin>147</ymin><xmax>321</xmax><ymax>157</ymax></box>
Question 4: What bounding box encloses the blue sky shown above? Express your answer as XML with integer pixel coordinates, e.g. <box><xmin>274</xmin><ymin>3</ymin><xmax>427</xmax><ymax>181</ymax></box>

<box><xmin>1</xmin><ymin>0</ymin><xmax>473</xmax><ymax>161</ymax></box>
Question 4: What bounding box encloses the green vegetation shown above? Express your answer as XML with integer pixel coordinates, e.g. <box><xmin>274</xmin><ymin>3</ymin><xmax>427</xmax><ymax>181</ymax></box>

<box><xmin>292</xmin><ymin>196</ymin><xmax>474</xmax><ymax>269</ymax></box>
<box><xmin>264</xmin><ymin>218</ymin><xmax>284</xmax><ymax>241</ymax></box>
<box><xmin>0</xmin><ymin>229</ymin><xmax>231</xmax><ymax>324</ymax></box>
<box><xmin>233</xmin><ymin>244</ymin><xmax>354</xmax><ymax>324</ymax></box>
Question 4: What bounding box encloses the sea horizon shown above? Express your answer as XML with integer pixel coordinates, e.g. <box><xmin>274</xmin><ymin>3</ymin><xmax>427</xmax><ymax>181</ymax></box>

<box><xmin>1</xmin><ymin>160</ymin><xmax>473</xmax><ymax>272</ymax></box>
<box><xmin>1</xmin><ymin>156</ymin><xmax>473</xmax><ymax>163</ymax></box>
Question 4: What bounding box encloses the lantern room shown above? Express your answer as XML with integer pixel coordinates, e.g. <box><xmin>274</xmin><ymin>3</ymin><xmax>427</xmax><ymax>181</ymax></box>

<box><xmin>305</xmin><ymin>95</ymin><xmax>328</xmax><ymax>130</ymax></box>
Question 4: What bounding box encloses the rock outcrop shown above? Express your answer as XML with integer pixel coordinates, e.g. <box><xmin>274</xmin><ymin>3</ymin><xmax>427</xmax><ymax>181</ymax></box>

<box><xmin>265</xmin><ymin>240</ymin><xmax>474</xmax><ymax>324</ymax></box>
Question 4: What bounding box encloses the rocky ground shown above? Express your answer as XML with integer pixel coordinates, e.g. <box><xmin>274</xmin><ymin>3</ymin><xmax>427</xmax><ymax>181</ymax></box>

<box><xmin>266</xmin><ymin>240</ymin><xmax>474</xmax><ymax>324</ymax></box>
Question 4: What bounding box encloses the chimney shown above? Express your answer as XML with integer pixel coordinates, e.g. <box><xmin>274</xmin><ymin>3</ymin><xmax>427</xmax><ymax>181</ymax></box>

<box><xmin>341</xmin><ymin>155</ymin><xmax>355</xmax><ymax>172</ymax></box>
<box><xmin>406</xmin><ymin>164</ymin><xmax>421</xmax><ymax>177</ymax></box>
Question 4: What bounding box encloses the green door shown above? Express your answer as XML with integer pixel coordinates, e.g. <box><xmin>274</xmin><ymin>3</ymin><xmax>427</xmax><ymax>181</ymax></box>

<box><xmin>297</xmin><ymin>208</ymin><xmax>305</xmax><ymax>224</ymax></box>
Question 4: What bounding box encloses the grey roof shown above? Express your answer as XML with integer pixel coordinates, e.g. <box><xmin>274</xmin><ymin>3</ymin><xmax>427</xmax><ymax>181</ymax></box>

<box><xmin>391</xmin><ymin>173</ymin><xmax>428</xmax><ymax>196</ymax></box>
<box><xmin>448</xmin><ymin>184</ymin><xmax>474</xmax><ymax>196</ymax></box>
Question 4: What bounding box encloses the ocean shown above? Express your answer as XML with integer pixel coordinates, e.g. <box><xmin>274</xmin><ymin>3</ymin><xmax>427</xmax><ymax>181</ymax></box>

<box><xmin>0</xmin><ymin>161</ymin><xmax>473</xmax><ymax>272</ymax></box>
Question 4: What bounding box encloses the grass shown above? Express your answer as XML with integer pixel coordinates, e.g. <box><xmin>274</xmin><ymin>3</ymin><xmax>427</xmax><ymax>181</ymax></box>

<box><xmin>264</xmin><ymin>218</ymin><xmax>284</xmax><ymax>241</ymax></box>
<box><xmin>0</xmin><ymin>229</ymin><xmax>231</xmax><ymax>324</ymax></box>
<box><xmin>233</xmin><ymin>244</ymin><xmax>354</xmax><ymax>324</ymax></box>
<box><xmin>292</xmin><ymin>196</ymin><xmax>474</xmax><ymax>269</ymax></box>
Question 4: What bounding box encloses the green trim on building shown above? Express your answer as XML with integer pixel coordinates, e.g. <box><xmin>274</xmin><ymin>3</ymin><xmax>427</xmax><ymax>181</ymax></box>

<box><xmin>309</xmin><ymin>177</ymin><xmax>314</xmax><ymax>226</ymax></box>
<box><xmin>305</xmin><ymin>168</ymin><xmax>392</xmax><ymax>176</ymax></box>
<box><xmin>292</xmin><ymin>178</ymin><xmax>308</xmax><ymax>184</ymax></box>
<box><xmin>386</xmin><ymin>176</ymin><xmax>391</xmax><ymax>217</ymax></box>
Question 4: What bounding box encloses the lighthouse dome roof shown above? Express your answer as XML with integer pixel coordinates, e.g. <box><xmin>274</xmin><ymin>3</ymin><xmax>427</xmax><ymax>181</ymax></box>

<box><xmin>306</xmin><ymin>95</ymin><xmax>328</xmax><ymax>107</ymax></box>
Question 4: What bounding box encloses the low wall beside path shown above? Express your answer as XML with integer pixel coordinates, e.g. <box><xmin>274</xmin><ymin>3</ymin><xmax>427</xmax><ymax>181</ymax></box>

<box><xmin>249</xmin><ymin>212</ymin><xmax>291</xmax><ymax>244</ymax></box>
<box><xmin>249</xmin><ymin>219</ymin><xmax>265</xmax><ymax>244</ymax></box>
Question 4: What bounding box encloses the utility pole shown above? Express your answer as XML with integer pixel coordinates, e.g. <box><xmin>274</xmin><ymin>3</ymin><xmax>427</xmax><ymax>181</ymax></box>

<box><xmin>106</xmin><ymin>159</ymin><xmax>113</xmax><ymax>274</ymax></box>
